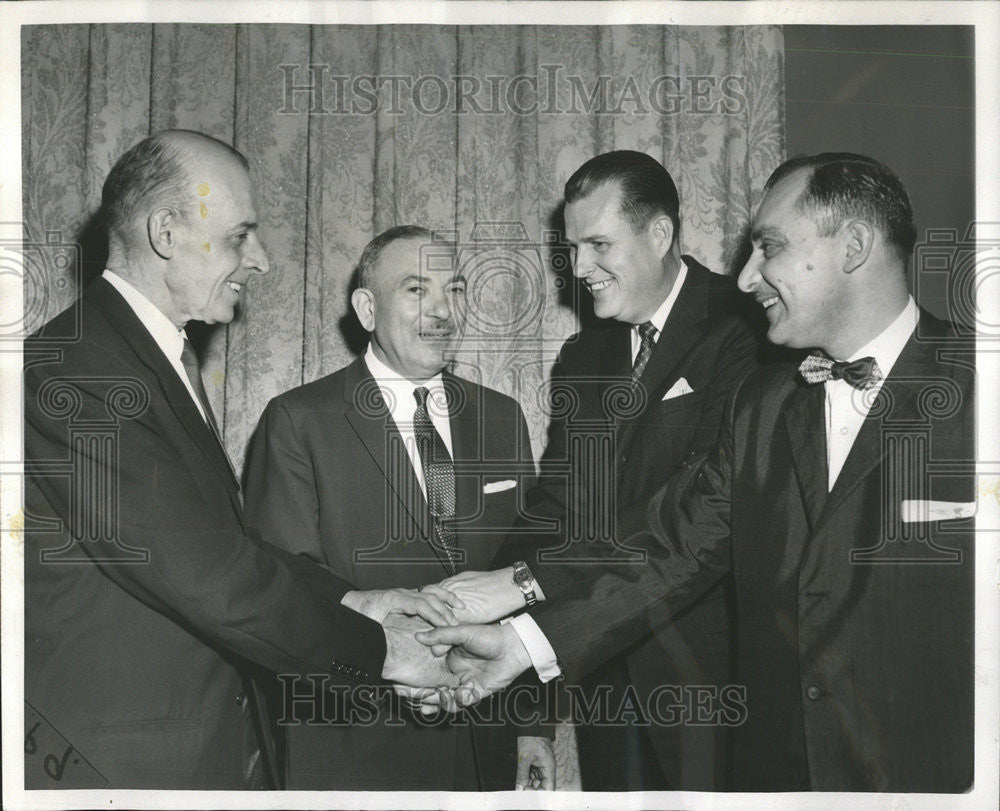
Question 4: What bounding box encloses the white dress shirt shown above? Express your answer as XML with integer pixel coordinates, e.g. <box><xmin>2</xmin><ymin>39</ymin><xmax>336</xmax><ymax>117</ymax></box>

<box><xmin>628</xmin><ymin>258</ymin><xmax>689</xmax><ymax>363</ymax></box>
<box><xmin>510</xmin><ymin>259</ymin><xmax>692</xmax><ymax>681</ymax></box>
<box><xmin>513</xmin><ymin>292</ymin><xmax>920</xmax><ymax>683</ymax></box>
<box><xmin>102</xmin><ymin>269</ymin><xmax>208</xmax><ymax>423</ymax></box>
<box><xmin>825</xmin><ymin>296</ymin><xmax>918</xmax><ymax>490</ymax></box>
<box><xmin>363</xmin><ymin>344</ymin><xmax>453</xmax><ymax>500</ymax></box>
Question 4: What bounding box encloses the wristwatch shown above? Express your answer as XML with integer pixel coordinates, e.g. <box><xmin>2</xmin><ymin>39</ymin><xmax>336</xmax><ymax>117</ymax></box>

<box><xmin>511</xmin><ymin>560</ymin><xmax>538</xmax><ymax>607</ymax></box>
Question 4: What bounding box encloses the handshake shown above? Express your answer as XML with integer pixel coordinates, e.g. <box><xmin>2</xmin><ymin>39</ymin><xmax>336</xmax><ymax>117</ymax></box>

<box><xmin>341</xmin><ymin>567</ymin><xmax>540</xmax><ymax>713</ymax></box>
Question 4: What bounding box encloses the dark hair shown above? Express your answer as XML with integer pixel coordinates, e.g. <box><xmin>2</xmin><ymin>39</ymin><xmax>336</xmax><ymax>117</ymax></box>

<box><xmin>564</xmin><ymin>150</ymin><xmax>680</xmax><ymax>240</ymax></box>
<box><xmin>99</xmin><ymin>130</ymin><xmax>249</xmax><ymax>248</ymax></box>
<box><xmin>765</xmin><ymin>152</ymin><xmax>917</xmax><ymax>261</ymax></box>
<box><xmin>357</xmin><ymin>225</ymin><xmax>435</xmax><ymax>290</ymax></box>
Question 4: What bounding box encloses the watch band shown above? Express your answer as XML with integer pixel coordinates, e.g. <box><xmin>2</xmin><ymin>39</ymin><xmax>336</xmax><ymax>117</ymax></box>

<box><xmin>512</xmin><ymin>560</ymin><xmax>538</xmax><ymax>607</ymax></box>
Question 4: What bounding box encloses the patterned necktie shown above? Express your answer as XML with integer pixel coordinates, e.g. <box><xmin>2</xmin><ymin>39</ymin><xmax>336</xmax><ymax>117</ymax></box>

<box><xmin>413</xmin><ymin>386</ymin><xmax>460</xmax><ymax>574</ymax></box>
<box><xmin>630</xmin><ymin>321</ymin><xmax>658</xmax><ymax>388</ymax></box>
<box><xmin>180</xmin><ymin>338</ymin><xmax>237</xmax><ymax>479</ymax></box>
<box><xmin>799</xmin><ymin>352</ymin><xmax>883</xmax><ymax>390</ymax></box>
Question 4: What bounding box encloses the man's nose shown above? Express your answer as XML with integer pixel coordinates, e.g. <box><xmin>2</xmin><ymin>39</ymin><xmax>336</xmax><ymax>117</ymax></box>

<box><xmin>245</xmin><ymin>233</ymin><xmax>270</xmax><ymax>275</ymax></box>
<box><xmin>737</xmin><ymin>254</ymin><xmax>760</xmax><ymax>293</ymax></box>
<box><xmin>424</xmin><ymin>287</ymin><xmax>452</xmax><ymax>321</ymax></box>
<box><xmin>571</xmin><ymin>246</ymin><xmax>589</xmax><ymax>278</ymax></box>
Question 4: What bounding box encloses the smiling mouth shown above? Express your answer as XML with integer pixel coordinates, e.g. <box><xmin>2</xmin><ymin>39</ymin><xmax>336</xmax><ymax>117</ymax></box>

<box><xmin>587</xmin><ymin>279</ymin><xmax>613</xmax><ymax>292</ymax></box>
<box><xmin>227</xmin><ymin>281</ymin><xmax>243</xmax><ymax>294</ymax></box>
<box><xmin>418</xmin><ymin>330</ymin><xmax>453</xmax><ymax>339</ymax></box>
<box><xmin>759</xmin><ymin>295</ymin><xmax>779</xmax><ymax>310</ymax></box>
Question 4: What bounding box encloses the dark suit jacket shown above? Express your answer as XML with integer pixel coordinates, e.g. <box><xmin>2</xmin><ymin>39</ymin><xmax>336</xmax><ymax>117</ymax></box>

<box><xmin>243</xmin><ymin>356</ymin><xmax>536</xmax><ymax>790</ymax></box>
<box><xmin>23</xmin><ymin>278</ymin><xmax>387</xmax><ymax>789</ymax></box>
<box><xmin>494</xmin><ymin>258</ymin><xmax>763</xmax><ymax>789</ymax></box>
<box><xmin>529</xmin><ymin>311</ymin><xmax>975</xmax><ymax>792</ymax></box>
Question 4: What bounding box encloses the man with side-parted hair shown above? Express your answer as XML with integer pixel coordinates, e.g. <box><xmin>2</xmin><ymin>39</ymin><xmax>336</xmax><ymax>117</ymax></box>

<box><xmin>244</xmin><ymin>225</ymin><xmax>554</xmax><ymax>790</ymax></box>
<box><xmin>419</xmin><ymin>153</ymin><xmax>976</xmax><ymax>793</ymax></box>
<box><xmin>435</xmin><ymin>150</ymin><xmax>765</xmax><ymax>790</ymax></box>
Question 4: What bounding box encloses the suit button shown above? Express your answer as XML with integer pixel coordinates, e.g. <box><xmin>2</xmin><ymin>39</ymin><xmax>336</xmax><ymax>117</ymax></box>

<box><xmin>806</xmin><ymin>685</ymin><xmax>822</xmax><ymax>701</ymax></box>
<box><xmin>236</xmin><ymin>693</ymin><xmax>245</xmax><ymax>706</ymax></box>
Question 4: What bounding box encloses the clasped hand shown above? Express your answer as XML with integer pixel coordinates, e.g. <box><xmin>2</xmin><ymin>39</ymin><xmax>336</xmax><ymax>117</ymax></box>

<box><xmin>342</xmin><ymin>578</ymin><xmax>532</xmax><ymax>714</ymax></box>
<box><xmin>418</xmin><ymin>567</ymin><xmax>528</xmax><ymax>624</ymax></box>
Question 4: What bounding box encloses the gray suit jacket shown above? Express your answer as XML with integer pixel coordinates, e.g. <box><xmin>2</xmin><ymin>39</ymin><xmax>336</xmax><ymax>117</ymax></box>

<box><xmin>244</xmin><ymin>356</ymin><xmax>536</xmax><ymax>789</ymax></box>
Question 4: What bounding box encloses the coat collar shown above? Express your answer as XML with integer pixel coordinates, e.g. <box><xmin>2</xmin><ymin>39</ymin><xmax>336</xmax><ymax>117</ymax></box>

<box><xmin>343</xmin><ymin>356</ymin><xmax>478</xmax><ymax>574</ymax></box>
<box><xmin>84</xmin><ymin>278</ymin><xmax>242</xmax><ymax>504</ymax></box>
<box><xmin>612</xmin><ymin>259</ymin><xmax>716</xmax><ymax>457</ymax></box>
<box><xmin>814</xmin><ymin>312</ymin><xmax>954</xmax><ymax>529</ymax></box>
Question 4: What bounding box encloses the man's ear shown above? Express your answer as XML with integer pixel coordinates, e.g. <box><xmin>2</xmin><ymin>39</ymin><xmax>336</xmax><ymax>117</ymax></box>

<box><xmin>148</xmin><ymin>207</ymin><xmax>179</xmax><ymax>260</ymax></box>
<box><xmin>843</xmin><ymin>220</ymin><xmax>874</xmax><ymax>274</ymax></box>
<box><xmin>649</xmin><ymin>214</ymin><xmax>674</xmax><ymax>259</ymax></box>
<box><xmin>351</xmin><ymin>287</ymin><xmax>376</xmax><ymax>333</ymax></box>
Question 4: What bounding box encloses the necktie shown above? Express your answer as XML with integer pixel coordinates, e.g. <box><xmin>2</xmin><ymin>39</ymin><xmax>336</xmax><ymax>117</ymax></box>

<box><xmin>799</xmin><ymin>352</ymin><xmax>883</xmax><ymax>390</ymax></box>
<box><xmin>630</xmin><ymin>321</ymin><xmax>657</xmax><ymax>388</ymax></box>
<box><xmin>413</xmin><ymin>386</ymin><xmax>460</xmax><ymax>574</ymax></box>
<box><xmin>180</xmin><ymin>338</ymin><xmax>236</xmax><ymax>479</ymax></box>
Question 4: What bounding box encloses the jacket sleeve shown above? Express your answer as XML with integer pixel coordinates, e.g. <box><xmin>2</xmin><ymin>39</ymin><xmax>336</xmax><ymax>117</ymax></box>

<box><xmin>491</xmin><ymin>348</ymin><xmax>576</xmax><ymax>567</ymax></box>
<box><xmin>525</xmin><ymin>381</ymin><xmax>741</xmax><ymax>683</ymax></box>
<box><xmin>243</xmin><ymin>398</ymin><xmax>331</xmax><ymax>564</ymax></box>
<box><xmin>24</xmin><ymin>359</ymin><xmax>386</xmax><ymax>683</ymax></box>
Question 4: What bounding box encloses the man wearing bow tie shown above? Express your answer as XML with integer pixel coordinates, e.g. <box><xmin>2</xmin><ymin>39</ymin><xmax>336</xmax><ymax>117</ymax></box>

<box><xmin>243</xmin><ymin>226</ymin><xmax>553</xmax><ymax>790</ymax></box>
<box><xmin>420</xmin><ymin>153</ymin><xmax>975</xmax><ymax>792</ymax></box>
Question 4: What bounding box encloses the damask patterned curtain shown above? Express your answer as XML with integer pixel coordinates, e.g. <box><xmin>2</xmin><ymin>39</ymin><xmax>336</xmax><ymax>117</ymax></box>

<box><xmin>22</xmin><ymin>23</ymin><xmax>784</xmax><ymax>469</ymax></box>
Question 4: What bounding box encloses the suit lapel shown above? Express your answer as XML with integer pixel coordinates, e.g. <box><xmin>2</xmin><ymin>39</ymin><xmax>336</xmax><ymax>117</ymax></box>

<box><xmin>343</xmin><ymin>357</ymin><xmax>455</xmax><ymax>575</ymax></box>
<box><xmin>617</xmin><ymin>263</ymin><xmax>706</xmax><ymax>458</ymax></box>
<box><xmin>343</xmin><ymin>357</ymin><xmax>428</xmax><ymax>526</ymax></box>
<box><xmin>445</xmin><ymin>374</ymin><xmax>478</xmax><ymax>520</ymax></box>
<box><xmin>445</xmin><ymin>374</ymin><xmax>479</xmax><ymax>572</ymax></box>
<box><xmin>87</xmin><ymin>279</ymin><xmax>242</xmax><ymax>506</ymax></box>
<box><xmin>637</xmin><ymin>285</ymin><xmax>700</xmax><ymax>396</ymax></box>
<box><xmin>782</xmin><ymin>380</ymin><xmax>829</xmax><ymax>531</ymax></box>
<box><xmin>814</xmin><ymin>324</ymin><xmax>941</xmax><ymax>532</ymax></box>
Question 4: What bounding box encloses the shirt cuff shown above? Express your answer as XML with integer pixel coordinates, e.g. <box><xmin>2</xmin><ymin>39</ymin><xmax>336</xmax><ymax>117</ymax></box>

<box><xmin>502</xmin><ymin>614</ymin><xmax>561</xmax><ymax>683</ymax></box>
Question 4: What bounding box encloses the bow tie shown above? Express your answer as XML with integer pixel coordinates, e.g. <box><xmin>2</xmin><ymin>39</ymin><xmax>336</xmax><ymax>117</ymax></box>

<box><xmin>799</xmin><ymin>352</ymin><xmax>883</xmax><ymax>390</ymax></box>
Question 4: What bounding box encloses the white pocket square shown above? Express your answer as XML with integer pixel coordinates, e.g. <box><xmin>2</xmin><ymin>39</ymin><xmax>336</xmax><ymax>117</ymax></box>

<box><xmin>662</xmin><ymin>377</ymin><xmax>694</xmax><ymax>401</ymax></box>
<box><xmin>483</xmin><ymin>479</ymin><xmax>517</xmax><ymax>494</ymax></box>
<box><xmin>900</xmin><ymin>500</ymin><xmax>976</xmax><ymax>523</ymax></box>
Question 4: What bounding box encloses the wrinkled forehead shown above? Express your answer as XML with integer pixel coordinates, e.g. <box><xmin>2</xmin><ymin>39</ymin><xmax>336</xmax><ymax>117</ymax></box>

<box><xmin>376</xmin><ymin>237</ymin><xmax>457</xmax><ymax>279</ymax></box>
<box><xmin>753</xmin><ymin>167</ymin><xmax>811</xmax><ymax>228</ymax></box>
<box><xmin>178</xmin><ymin>147</ymin><xmax>256</xmax><ymax>213</ymax></box>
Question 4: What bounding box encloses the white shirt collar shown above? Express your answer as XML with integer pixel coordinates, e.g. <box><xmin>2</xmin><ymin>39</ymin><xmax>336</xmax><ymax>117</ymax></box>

<box><xmin>363</xmin><ymin>343</ymin><xmax>447</xmax><ymax>417</ymax></box>
<box><xmin>844</xmin><ymin>295</ymin><xmax>919</xmax><ymax>377</ymax></box>
<box><xmin>635</xmin><ymin>257</ymin><xmax>689</xmax><ymax>339</ymax></box>
<box><xmin>101</xmin><ymin>269</ymin><xmax>209</xmax><ymax>422</ymax></box>
<box><xmin>102</xmin><ymin>269</ymin><xmax>187</xmax><ymax>359</ymax></box>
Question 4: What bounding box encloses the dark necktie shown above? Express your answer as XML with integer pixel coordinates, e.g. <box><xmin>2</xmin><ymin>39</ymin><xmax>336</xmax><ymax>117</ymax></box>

<box><xmin>413</xmin><ymin>386</ymin><xmax>460</xmax><ymax>574</ymax></box>
<box><xmin>799</xmin><ymin>351</ymin><xmax>883</xmax><ymax>390</ymax></box>
<box><xmin>630</xmin><ymin>321</ymin><xmax>657</xmax><ymax>388</ymax></box>
<box><xmin>180</xmin><ymin>338</ymin><xmax>236</xmax><ymax>479</ymax></box>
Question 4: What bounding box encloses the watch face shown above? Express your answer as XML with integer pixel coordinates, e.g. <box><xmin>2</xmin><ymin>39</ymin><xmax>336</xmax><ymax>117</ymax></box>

<box><xmin>513</xmin><ymin>563</ymin><xmax>530</xmax><ymax>586</ymax></box>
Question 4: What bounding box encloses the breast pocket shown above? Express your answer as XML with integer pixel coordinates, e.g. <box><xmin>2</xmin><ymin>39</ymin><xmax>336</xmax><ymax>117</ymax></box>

<box><xmin>646</xmin><ymin>388</ymin><xmax>707</xmax><ymax>425</ymax></box>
